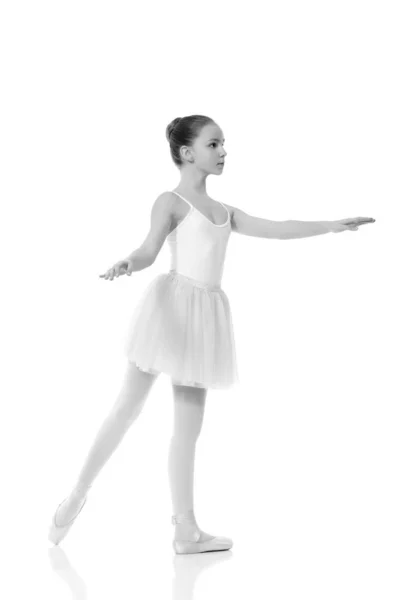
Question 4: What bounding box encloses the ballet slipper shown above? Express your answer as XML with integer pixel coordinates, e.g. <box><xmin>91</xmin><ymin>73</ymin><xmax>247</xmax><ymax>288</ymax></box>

<box><xmin>171</xmin><ymin>512</ymin><xmax>233</xmax><ymax>555</ymax></box>
<box><xmin>48</xmin><ymin>488</ymin><xmax>89</xmax><ymax>545</ymax></box>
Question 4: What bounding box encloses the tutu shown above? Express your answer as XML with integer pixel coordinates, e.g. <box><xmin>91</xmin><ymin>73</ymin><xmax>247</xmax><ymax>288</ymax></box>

<box><xmin>123</xmin><ymin>270</ymin><xmax>239</xmax><ymax>389</ymax></box>
<box><xmin>122</xmin><ymin>189</ymin><xmax>240</xmax><ymax>390</ymax></box>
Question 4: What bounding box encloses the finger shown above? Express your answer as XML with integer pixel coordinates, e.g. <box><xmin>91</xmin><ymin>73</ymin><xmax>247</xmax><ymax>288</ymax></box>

<box><xmin>355</xmin><ymin>217</ymin><xmax>375</xmax><ymax>225</ymax></box>
<box><xmin>344</xmin><ymin>218</ymin><xmax>371</xmax><ymax>227</ymax></box>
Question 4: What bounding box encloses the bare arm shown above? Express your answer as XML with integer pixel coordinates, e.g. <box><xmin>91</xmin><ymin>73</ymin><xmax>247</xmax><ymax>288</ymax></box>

<box><xmin>99</xmin><ymin>192</ymin><xmax>175</xmax><ymax>280</ymax></box>
<box><xmin>264</xmin><ymin>219</ymin><xmax>332</xmax><ymax>239</ymax></box>
<box><xmin>225</xmin><ymin>205</ymin><xmax>375</xmax><ymax>239</ymax></box>
<box><xmin>125</xmin><ymin>192</ymin><xmax>175</xmax><ymax>263</ymax></box>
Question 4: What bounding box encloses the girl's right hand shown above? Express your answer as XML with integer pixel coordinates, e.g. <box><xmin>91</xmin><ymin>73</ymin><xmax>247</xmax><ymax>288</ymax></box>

<box><xmin>99</xmin><ymin>259</ymin><xmax>134</xmax><ymax>280</ymax></box>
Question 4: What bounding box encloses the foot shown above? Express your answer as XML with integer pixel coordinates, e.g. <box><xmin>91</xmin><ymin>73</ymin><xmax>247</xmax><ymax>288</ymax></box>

<box><xmin>55</xmin><ymin>488</ymin><xmax>87</xmax><ymax>528</ymax></box>
<box><xmin>173</xmin><ymin>526</ymin><xmax>233</xmax><ymax>555</ymax></box>
<box><xmin>174</xmin><ymin>523</ymin><xmax>216</xmax><ymax>543</ymax></box>
<box><xmin>171</xmin><ymin>510</ymin><xmax>233</xmax><ymax>554</ymax></box>
<box><xmin>48</xmin><ymin>486</ymin><xmax>90</xmax><ymax>545</ymax></box>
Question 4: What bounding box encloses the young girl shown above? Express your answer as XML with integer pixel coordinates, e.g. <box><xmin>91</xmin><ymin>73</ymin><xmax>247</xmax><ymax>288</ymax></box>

<box><xmin>48</xmin><ymin>114</ymin><xmax>375</xmax><ymax>554</ymax></box>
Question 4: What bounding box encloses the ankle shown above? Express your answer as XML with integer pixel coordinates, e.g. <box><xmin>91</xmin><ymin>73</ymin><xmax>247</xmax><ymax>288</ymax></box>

<box><xmin>172</xmin><ymin>509</ymin><xmax>200</xmax><ymax>538</ymax></box>
<box><xmin>171</xmin><ymin>509</ymin><xmax>197</xmax><ymax>525</ymax></box>
<box><xmin>72</xmin><ymin>483</ymin><xmax>92</xmax><ymax>496</ymax></box>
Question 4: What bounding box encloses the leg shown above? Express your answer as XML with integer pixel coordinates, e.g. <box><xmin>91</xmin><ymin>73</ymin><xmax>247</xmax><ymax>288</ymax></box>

<box><xmin>167</xmin><ymin>383</ymin><xmax>215</xmax><ymax>542</ymax></box>
<box><xmin>55</xmin><ymin>361</ymin><xmax>159</xmax><ymax>527</ymax></box>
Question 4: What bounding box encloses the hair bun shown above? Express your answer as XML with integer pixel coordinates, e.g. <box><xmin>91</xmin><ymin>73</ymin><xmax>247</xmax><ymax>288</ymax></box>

<box><xmin>168</xmin><ymin>117</ymin><xmax>181</xmax><ymax>140</ymax></box>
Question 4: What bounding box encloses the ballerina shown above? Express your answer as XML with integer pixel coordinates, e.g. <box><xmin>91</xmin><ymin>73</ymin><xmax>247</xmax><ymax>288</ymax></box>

<box><xmin>48</xmin><ymin>114</ymin><xmax>375</xmax><ymax>553</ymax></box>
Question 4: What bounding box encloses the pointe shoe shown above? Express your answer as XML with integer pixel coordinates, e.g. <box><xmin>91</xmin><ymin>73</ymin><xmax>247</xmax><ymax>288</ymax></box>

<box><xmin>171</xmin><ymin>512</ymin><xmax>233</xmax><ymax>555</ymax></box>
<box><xmin>48</xmin><ymin>488</ymin><xmax>89</xmax><ymax>545</ymax></box>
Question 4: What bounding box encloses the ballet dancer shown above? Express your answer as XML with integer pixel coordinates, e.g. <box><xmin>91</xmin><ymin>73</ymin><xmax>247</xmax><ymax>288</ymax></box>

<box><xmin>48</xmin><ymin>114</ymin><xmax>375</xmax><ymax>553</ymax></box>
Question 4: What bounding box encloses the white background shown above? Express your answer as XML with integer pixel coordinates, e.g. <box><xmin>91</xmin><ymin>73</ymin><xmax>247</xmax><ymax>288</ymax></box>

<box><xmin>1</xmin><ymin>0</ymin><xmax>399</xmax><ymax>598</ymax></box>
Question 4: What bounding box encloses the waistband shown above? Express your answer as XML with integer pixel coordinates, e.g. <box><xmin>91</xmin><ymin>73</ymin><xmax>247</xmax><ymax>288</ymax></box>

<box><xmin>168</xmin><ymin>269</ymin><xmax>221</xmax><ymax>291</ymax></box>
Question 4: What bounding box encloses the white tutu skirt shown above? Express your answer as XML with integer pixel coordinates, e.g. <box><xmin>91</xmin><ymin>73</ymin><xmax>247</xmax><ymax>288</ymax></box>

<box><xmin>123</xmin><ymin>270</ymin><xmax>239</xmax><ymax>390</ymax></box>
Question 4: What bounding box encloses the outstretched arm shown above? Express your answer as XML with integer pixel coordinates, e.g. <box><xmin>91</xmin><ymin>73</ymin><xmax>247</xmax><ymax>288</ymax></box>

<box><xmin>225</xmin><ymin>205</ymin><xmax>375</xmax><ymax>239</ymax></box>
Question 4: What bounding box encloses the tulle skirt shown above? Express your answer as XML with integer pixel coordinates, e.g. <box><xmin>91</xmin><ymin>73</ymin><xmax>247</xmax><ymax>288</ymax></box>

<box><xmin>123</xmin><ymin>269</ymin><xmax>239</xmax><ymax>389</ymax></box>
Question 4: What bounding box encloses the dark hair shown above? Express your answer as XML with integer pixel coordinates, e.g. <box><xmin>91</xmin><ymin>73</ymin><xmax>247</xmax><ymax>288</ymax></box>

<box><xmin>166</xmin><ymin>114</ymin><xmax>215</xmax><ymax>168</ymax></box>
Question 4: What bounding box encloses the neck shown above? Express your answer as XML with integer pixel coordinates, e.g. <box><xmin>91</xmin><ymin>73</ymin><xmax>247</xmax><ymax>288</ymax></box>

<box><xmin>177</xmin><ymin>168</ymin><xmax>208</xmax><ymax>196</ymax></box>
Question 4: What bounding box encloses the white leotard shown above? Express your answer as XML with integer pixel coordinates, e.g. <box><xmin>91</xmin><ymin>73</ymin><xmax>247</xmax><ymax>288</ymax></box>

<box><xmin>167</xmin><ymin>191</ymin><xmax>232</xmax><ymax>288</ymax></box>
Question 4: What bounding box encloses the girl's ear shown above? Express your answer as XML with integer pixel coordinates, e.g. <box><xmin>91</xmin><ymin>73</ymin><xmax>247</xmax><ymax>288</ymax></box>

<box><xmin>180</xmin><ymin>146</ymin><xmax>194</xmax><ymax>163</ymax></box>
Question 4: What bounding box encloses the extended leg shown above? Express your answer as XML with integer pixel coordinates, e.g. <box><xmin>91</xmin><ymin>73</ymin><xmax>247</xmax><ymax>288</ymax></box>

<box><xmin>52</xmin><ymin>361</ymin><xmax>158</xmax><ymax>531</ymax></box>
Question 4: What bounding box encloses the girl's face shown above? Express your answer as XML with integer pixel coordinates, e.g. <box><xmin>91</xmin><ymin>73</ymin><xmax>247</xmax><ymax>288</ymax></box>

<box><xmin>184</xmin><ymin>123</ymin><xmax>227</xmax><ymax>174</ymax></box>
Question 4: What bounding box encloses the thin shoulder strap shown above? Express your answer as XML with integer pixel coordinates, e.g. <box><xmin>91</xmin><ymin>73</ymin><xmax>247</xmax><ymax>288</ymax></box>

<box><xmin>170</xmin><ymin>190</ymin><xmax>193</xmax><ymax>208</ymax></box>
<box><xmin>217</xmin><ymin>200</ymin><xmax>230</xmax><ymax>221</ymax></box>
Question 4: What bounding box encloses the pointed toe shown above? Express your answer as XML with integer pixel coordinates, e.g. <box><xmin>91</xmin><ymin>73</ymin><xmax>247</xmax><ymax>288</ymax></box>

<box><xmin>48</xmin><ymin>496</ymin><xmax>87</xmax><ymax>545</ymax></box>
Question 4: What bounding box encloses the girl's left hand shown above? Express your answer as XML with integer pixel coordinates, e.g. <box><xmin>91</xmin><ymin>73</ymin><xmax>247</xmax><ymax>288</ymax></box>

<box><xmin>331</xmin><ymin>217</ymin><xmax>376</xmax><ymax>233</ymax></box>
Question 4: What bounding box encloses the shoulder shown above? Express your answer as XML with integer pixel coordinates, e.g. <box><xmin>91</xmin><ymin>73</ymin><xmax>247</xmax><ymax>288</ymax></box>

<box><xmin>151</xmin><ymin>191</ymin><xmax>179</xmax><ymax>219</ymax></box>
<box><xmin>153</xmin><ymin>190</ymin><xmax>178</xmax><ymax>207</ymax></box>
